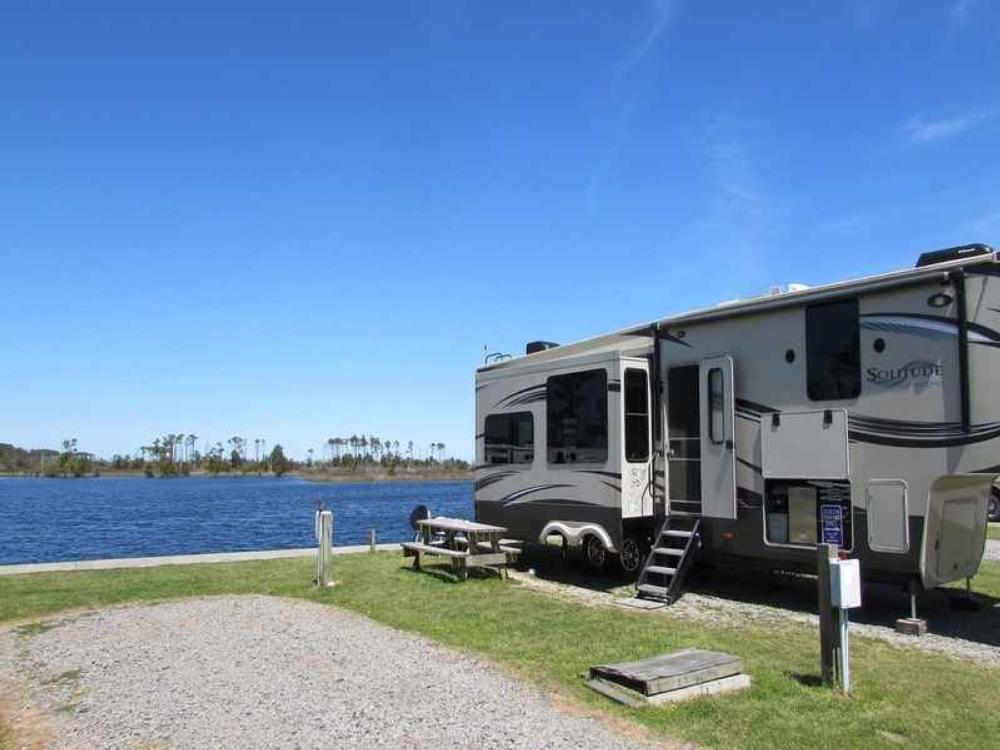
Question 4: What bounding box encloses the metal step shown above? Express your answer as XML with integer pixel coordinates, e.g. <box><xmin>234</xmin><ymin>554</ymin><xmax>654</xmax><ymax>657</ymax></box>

<box><xmin>652</xmin><ymin>547</ymin><xmax>684</xmax><ymax>556</ymax></box>
<box><xmin>637</xmin><ymin>583</ymin><xmax>669</xmax><ymax>598</ymax></box>
<box><xmin>644</xmin><ymin>565</ymin><xmax>677</xmax><ymax>577</ymax></box>
<box><xmin>635</xmin><ymin>516</ymin><xmax>702</xmax><ymax>605</ymax></box>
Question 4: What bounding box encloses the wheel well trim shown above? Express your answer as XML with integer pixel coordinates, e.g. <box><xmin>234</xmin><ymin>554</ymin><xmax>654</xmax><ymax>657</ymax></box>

<box><xmin>538</xmin><ymin>521</ymin><xmax>618</xmax><ymax>554</ymax></box>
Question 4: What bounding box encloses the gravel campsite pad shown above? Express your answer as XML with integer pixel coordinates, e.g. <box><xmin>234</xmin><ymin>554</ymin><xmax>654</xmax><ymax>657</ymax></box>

<box><xmin>0</xmin><ymin>596</ymin><xmax>667</xmax><ymax>750</ymax></box>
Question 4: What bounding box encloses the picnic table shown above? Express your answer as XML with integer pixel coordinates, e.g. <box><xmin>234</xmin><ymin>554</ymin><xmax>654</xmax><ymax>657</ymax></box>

<box><xmin>402</xmin><ymin>517</ymin><xmax>520</xmax><ymax>580</ymax></box>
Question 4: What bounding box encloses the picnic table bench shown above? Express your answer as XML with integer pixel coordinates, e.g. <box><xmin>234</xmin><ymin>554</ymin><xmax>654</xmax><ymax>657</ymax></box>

<box><xmin>402</xmin><ymin>517</ymin><xmax>520</xmax><ymax>580</ymax></box>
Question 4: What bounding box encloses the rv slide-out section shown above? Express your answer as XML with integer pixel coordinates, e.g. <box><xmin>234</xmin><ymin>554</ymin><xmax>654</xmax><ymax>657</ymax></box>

<box><xmin>475</xmin><ymin>350</ymin><xmax>655</xmax><ymax>569</ymax></box>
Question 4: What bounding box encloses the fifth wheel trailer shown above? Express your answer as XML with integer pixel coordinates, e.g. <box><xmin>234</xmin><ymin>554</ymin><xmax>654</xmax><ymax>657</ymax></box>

<box><xmin>474</xmin><ymin>244</ymin><xmax>1000</xmax><ymax>603</ymax></box>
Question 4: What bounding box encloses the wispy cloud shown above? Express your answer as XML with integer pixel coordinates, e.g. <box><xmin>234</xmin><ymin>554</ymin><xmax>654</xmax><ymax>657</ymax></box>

<box><xmin>686</xmin><ymin>117</ymin><xmax>781</xmax><ymax>287</ymax></box>
<box><xmin>622</xmin><ymin>0</ymin><xmax>678</xmax><ymax>71</ymax></box>
<box><xmin>587</xmin><ymin>2</ymin><xmax>678</xmax><ymax>211</ymax></box>
<box><xmin>902</xmin><ymin>109</ymin><xmax>995</xmax><ymax>143</ymax></box>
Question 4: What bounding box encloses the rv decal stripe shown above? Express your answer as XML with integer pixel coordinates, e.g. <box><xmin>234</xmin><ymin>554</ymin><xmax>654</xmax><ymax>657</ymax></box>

<box><xmin>474</xmin><ymin>471</ymin><xmax>519</xmax><ymax>491</ymax></box>
<box><xmin>498</xmin><ymin>483</ymin><xmax>575</xmax><ymax>505</ymax></box>
<box><xmin>492</xmin><ymin>384</ymin><xmax>546</xmax><ymax>408</ymax></box>
<box><xmin>736</xmin><ymin>456</ymin><xmax>762</xmax><ymax>474</ymax></box>
<box><xmin>501</xmin><ymin>497</ymin><xmax>604</xmax><ymax>509</ymax></box>
<box><xmin>849</xmin><ymin>426</ymin><xmax>1000</xmax><ymax>448</ymax></box>
<box><xmin>860</xmin><ymin>313</ymin><xmax>1000</xmax><ymax>346</ymax></box>
<box><xmin>849</xmin><ymin>415</ymin><xmax>1000</xmax><ymax>436</ymax></box>
<box><xmin>600</xmin><ymin>481</ymin><xmax>621</xmax><ymax>493</ymax></box>
<box><xmin>507</xmin><ymin>392</ymin><xmax>547</xmax><ymax>406</ymax></box>
<box><xmin>571</xmin><ymin>469</ymin><xmax>622</xmax><ymax>479</ymax></box>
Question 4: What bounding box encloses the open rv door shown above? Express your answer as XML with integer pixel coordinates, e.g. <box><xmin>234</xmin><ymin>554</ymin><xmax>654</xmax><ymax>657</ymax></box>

<box><xmin>700</xmin><ymin>355</ymin><xmax>737</xmax><ymax>520</ymax></box>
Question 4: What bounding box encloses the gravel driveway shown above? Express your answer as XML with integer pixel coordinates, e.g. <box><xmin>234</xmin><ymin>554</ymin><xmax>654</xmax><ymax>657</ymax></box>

<box><xmin>0</xmin><ymin>596</ymin><xmax>670</xmax><ymax>750</ymax></box>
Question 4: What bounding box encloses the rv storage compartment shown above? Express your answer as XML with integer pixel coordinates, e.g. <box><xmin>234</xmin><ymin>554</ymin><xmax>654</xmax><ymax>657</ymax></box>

<box><xmin>765</xmin><ymin>480</ymin><xmax>853</xmax><ymax>550</ymax></box>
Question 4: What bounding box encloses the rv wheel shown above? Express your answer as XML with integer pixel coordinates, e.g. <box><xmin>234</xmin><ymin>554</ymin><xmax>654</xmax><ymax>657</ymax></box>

<box><xmin>616</xmin><ymin>535</ymin><xmax>646</xmax><ymax>579</ymax></box>
<box><xmin>583</xmin><ymin>535</ymin><xmax>608</xmax><ymax>570</ymax></box>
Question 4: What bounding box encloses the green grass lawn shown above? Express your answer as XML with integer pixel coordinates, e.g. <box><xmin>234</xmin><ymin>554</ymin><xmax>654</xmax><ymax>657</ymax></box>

<box><xmin>988</xmin><ymin>523</ymin><xmax>1000</xmax><ymax>541</ymax></box>
<box><xmin>2</xmin><ymin>554</ymin><xmax>1000</xmax><ymax>750</ymax></box>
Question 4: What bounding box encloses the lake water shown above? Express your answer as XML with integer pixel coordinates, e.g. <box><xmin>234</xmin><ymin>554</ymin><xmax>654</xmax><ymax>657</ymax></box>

<box><xmin>0</xmin><ymin>476</ymin><xmax>473</xmax><ymax>565</ymax></box>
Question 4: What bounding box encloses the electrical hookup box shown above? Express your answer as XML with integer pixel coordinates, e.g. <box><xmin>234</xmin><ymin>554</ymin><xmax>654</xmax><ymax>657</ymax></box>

<box><xmin>830</xmin><ymin>558</ymin><xmax>862</xmax><ymax>609</ymax></box>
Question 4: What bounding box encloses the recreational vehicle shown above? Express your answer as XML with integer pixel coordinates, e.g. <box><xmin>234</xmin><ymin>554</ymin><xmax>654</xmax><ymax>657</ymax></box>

<box><xmin>474</xmin><ymin>244</ymin><xmax>1000</xmax><ymax>605</ymax></box>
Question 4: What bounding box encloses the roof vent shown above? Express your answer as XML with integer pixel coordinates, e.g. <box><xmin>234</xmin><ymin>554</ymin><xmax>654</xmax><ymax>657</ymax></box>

<box><xmin>915</xmin><ymin>243</ymin><xmax>993</xmax><ymax>268</ymax></box>
<box><xmin>526</xmin><ymin>341</ymin><xmax>559</xmax><ymax>355</ymax></box>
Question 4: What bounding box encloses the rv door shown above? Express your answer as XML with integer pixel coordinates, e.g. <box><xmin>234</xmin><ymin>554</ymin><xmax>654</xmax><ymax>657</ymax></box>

<box><xmin>700</xmin><ymin>356</ymin><xmax>737</xmax><ymax>520</ymax></box>
<box><xmin>621</xmin><ymin>362</ymin><xmax>653</xmax><ymax>518</ymax></box>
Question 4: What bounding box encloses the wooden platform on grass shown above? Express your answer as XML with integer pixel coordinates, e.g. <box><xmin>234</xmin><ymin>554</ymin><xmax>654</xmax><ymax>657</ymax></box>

<box><xmin>587</xmin><ymin>648</ymin><xmax>749</xmax><ymax>706</ymax></box>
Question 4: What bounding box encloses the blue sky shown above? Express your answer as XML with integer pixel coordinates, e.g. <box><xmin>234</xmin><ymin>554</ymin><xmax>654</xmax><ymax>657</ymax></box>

<box><xmin>2</xmin><ymin>1</ymin><xmax>999</xmax><ymax>461</ymax></box>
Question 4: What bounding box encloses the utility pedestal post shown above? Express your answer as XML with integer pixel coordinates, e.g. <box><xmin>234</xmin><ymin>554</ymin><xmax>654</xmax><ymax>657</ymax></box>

<box><xmin>817</xmin><ymin>544</ymin><xmax>839</xmax><ymax>687</ymax></box>
<box><xmin>315</xmin><ymin>508</ymin><xmax>335</xmax><ymax>588</ymax></box>
<box><xmin>896</xmin><ymin>578</ymin><xmax>927</xmax><ymax>635</ymax></box>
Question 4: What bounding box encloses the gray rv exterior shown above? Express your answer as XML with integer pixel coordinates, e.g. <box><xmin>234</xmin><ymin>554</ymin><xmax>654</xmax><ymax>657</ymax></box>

<box><xmin>474</xmin><ymin>247</ymin><xmax>1000</xmax><ymax>589</ymax></box>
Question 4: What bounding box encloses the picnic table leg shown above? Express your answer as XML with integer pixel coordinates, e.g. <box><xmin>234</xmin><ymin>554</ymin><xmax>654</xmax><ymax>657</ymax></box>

<box><xmin>412</xmin><ymin>550</ymin><xmax>421</xmax><ymax>570</ymax></box>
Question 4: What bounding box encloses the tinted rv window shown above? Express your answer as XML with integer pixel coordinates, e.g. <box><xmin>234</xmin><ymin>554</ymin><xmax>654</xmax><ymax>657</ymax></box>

<box><xmin>624</xmin><ymin>369</ymin><xmax>649</xmax><ymax>462</ymax></box>
<box><xmin>708</xmin><ymin>367</ymin><xmax>724</xmax><ymax>444</ymax></box>
<box><xmin>483</xmin><ymin>412</ymin><xmax>534</xmax><ymax>464</ymax></box>
<box><xmin>547</xmin><ymin>369</ymin><xmax>608</xmax><ymax>464</ymax></box>
<box><xmin>806</xmin><ymin>299</ymin><xmax>861</xmax><ymax>401</ymax></box>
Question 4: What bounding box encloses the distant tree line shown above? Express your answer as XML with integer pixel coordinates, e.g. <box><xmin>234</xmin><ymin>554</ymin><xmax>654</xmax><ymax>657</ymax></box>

<box><xmin>315</xmin><ymin>435</ymin><xmax>448</xmax><ymax>465</ymax></box>
<box><xmin>125</xmin><ymin>434</ymin><xmax>291</xmax><ymax>477</ymax></box>
<box><xmin>1</xmin><ymin>433</ymin><xmax>466</xmax><ymax>478</ymax></box>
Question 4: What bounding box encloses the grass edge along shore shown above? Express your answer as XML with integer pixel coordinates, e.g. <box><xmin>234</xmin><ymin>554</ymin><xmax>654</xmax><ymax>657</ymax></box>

<box><xmin>3</xmin><ymin>553</ymin><xmax>999</xmax><ymax>750</ymax></box>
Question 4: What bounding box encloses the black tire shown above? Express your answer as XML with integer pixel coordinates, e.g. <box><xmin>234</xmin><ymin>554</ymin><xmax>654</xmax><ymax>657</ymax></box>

<box><xmin>615</xmin><ymin>534</ymin><xmax>647</xmax><ymax>579</ymax></box>
<box><xmin>583</xmin><ymin>534</ymin><xmax>608</xmax><ymax>571</ymax></box>
<box><xmin>988</xmin><ymin>486</ymin><xmax>1000</xmax><ymax>523</ymax></box>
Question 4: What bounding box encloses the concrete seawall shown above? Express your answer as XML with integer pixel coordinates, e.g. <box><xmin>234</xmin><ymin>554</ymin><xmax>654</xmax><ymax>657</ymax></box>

<box><xmin>0</xmin><ymin>543</ymin><xmax>402</xmax><ymax>576</ymax></box>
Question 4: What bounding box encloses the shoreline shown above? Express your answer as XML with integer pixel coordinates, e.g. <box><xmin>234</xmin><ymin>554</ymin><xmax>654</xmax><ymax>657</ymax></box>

<box><xmin>0</xmin><ymin>470</ymin><xmax>473</xmax><ymax>483</ymax></box>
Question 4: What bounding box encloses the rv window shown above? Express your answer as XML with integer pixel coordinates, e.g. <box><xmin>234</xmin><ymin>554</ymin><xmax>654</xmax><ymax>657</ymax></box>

<box><xmin>547</xmin><ymin>369</ymin><xmax>608</xmax><ymax>464</ymax></box>
<box><xmin>483</xmin><ymin>412</ymin><xmax>534</xmax><ymax>465</ymax></box>
<box><xmin>708</xmin><ymin>367</ymin><xmax>724</xmax><ymax>444</ymax></box>
<box><xmin>806</xmin><ymin>299</ymin><xmax>861</xmax><ymax>401</ymax></box>
<box><xmin>624</xmin><ymin>368</ymin><xmax>649</xmax><ymax>463</ymax></box>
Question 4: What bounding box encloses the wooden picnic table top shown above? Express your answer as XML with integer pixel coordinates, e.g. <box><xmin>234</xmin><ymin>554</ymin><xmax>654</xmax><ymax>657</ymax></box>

<box><xmin>416</xmin><ymin>516</ymin><xmax>507</xmax><ymax>535</ymax></box>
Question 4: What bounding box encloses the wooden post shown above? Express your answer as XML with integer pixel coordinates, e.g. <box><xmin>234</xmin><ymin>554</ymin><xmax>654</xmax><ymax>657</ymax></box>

<box><xmin>369</xmin><ymin>528</ymin><xmax>376</xmax><ymax>553</ymax></box>
<box><xmin>315</xmin><ymin>510</ymin><xmax>334</xmax><ymax>587</ymax></box>
<box><xmin>817</xmin><ymin>543</ymin><xmax>838</xmax><ymax>687</ymax></box>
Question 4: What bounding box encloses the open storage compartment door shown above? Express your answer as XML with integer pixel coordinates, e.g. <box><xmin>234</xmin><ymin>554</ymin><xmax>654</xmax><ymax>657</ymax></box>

<box><xmin>699</xmin><ymin>356</ymin><xmax>736</xmax><ymax>520</ymax></box>
<box><xmin>761</xmin><ymin>409</ymin><xmax>849</xmax><ymax>480</ymax></box>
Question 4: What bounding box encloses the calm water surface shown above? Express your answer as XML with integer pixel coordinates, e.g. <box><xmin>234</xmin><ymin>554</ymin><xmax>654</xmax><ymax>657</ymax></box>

<box><xmin>0</xmin><ymin>476</ymin><xmax>472</xmax><ymax>564</ymax></box>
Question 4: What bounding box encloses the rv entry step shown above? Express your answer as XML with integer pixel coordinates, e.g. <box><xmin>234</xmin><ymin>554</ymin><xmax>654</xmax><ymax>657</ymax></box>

<box><xmin>635</xmin><ymin>515</ymin><xmax>701</xmax><ymax>605</ymax></box>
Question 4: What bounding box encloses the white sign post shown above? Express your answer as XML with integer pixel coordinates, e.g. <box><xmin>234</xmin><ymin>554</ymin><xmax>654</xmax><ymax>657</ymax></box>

<box><xmin>315</xmin><ymin>509</ymin><xmax>335</xmax><ymax>588</ymax></box>
<box><xmin>829</xmin><ymin>558</ymin><xmax>861</xmax><ymax>693</ymax></box>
